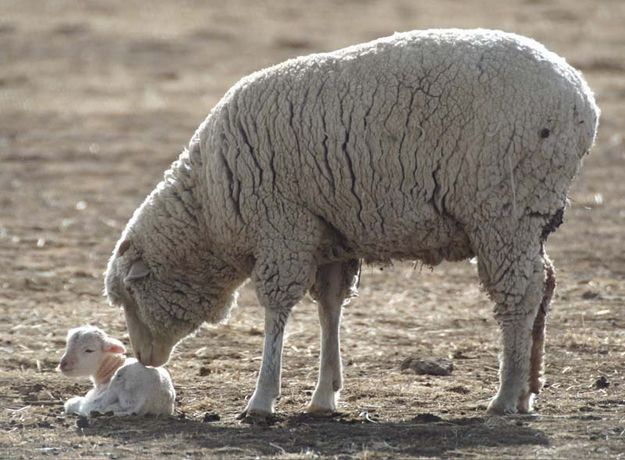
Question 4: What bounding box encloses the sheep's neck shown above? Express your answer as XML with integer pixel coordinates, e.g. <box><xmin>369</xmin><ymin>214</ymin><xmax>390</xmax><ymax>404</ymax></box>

<box><xmin>93</xmin><ymin>353</ymin><xmax>126</xmax><ymax>387</ymax></box>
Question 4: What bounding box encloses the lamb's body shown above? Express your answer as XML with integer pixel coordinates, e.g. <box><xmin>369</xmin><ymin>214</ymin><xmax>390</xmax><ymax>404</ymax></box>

<box><xmin>65</xmin><ymin>358</ymin><xmax>175</xmax><ymax>417</ymax></box>
<box><xmin>106</xmin><ymin>29</ymin><xmax>598</xmax><ymax>419</ymax></box>
<box><xmin>59</xmin><ymin>327</ymin><xmax>175</xmax><ymax>417</ymax></box>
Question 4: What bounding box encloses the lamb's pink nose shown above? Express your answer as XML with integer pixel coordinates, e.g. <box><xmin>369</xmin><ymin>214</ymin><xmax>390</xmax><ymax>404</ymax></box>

<box><xmin>59</xmin><ymin>358</ymin><xmax>69</xmax><ymax>371</ymax></box>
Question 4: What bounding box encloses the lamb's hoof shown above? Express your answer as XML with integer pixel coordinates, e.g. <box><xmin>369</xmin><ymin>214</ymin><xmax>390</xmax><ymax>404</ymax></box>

<box><xmin>305</xmin><ymin>403</ymin><xmax>335</xmax><ymax>416</ymax></box>
<box><xmin>237</xmin><ymin>409</ymin><xmax>277</xmax><ymax>425</ymax></box>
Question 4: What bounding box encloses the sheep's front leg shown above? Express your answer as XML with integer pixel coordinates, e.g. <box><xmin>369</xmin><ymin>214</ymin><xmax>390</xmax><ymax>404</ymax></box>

<box><xmin>243</xmin><ymin>307</ymin><xmax>290</xmax><ymax>419</ymax></box>
<box><xmin>307</xmin><ymin>260</ymin><xmax>359</xmax><ymax>414</ymax></box>
<box><xmin>240</xmin><ymin>246</ymin><xmax>316</xmax><ymax>422</ymax></box>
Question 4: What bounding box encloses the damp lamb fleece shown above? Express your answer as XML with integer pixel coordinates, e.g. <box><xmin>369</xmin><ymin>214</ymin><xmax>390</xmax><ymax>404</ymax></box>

<box><xmin>105</xmin><ymin>29</ymin><xmax>599</xmax><ymax>418</ymax></box>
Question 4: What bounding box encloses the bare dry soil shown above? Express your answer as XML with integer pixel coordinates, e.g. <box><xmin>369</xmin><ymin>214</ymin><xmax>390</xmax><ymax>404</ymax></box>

<box><xmin>1</xmin><ymin>0</ymin><xmax>624</xmax><ymax>458</ymax></box>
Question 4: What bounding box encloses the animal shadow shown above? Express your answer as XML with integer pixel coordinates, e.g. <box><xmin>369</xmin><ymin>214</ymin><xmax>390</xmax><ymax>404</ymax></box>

<box><xmin>84</xmin><ymin>411</ymin><xmax>549</xmax><ymax>457</ymax></box>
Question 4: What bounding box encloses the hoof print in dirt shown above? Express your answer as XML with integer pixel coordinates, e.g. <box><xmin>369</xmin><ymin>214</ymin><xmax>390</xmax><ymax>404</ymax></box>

<box><xmin>412</xmin><ymin>413</ymin><xmax>443</xmax><ymax>423</ymax></box>
<box><xmin>203</xmin><ymin>412</ymin><xmax>221</xmax><ymax>423</ymax></box>
<box><xmin>401</xmin><ymin>357</ymin><xmax>453</xmax><ymax>376</ymax></box>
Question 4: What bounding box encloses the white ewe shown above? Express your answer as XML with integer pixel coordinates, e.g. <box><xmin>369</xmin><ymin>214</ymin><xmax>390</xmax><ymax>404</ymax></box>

<box><xmin>105</xmin><ymin>29</ymin><xmax>599</xmax><ymax>419</ymax></box>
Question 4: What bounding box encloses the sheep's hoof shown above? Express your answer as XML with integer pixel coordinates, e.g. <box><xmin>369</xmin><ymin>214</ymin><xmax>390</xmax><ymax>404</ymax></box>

<box><xmin>305</xmin><ymin>403</ymin><xmax>335</xmax><ymax>416</ymax></box>
<box><xmin>486</xmin><ymin>398</ymin><xmax>518</xmax><ymax>416</ymax></box>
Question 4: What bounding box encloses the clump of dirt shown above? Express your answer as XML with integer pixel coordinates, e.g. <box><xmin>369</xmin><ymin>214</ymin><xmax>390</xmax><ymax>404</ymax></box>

<box><xmin>401</xmin><ymin>357</ymin><xmax>454</xmax><ymax>376</ymax></box>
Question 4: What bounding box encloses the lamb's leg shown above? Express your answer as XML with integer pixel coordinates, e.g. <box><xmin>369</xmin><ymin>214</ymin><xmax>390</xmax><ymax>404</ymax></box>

<box><xmin>520</xmin><ymin>253</ymin><xmax>556</xmax><ymax>412</ymax></box>
<box><xmin>307</xmin><ymin>260</ymin><xmax>359</xmax><ymax>414</ymax></box>
<box><xmin>85</xmin><ymin>389</ymin><xmax>121</xmax><ymax>416</ymax></box>
<box><xmin>240</xmin><ymin>246</ymin><xmax>317</xmax><ymax>421</ymax></box>
<box><xmin>64</xmin><ymin>396</ymin><xmax>84</xmax><ymax>415</ymax></box>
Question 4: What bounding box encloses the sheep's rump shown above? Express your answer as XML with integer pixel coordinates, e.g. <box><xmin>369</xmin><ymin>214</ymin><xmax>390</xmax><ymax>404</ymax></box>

<box><xmin>202</xmin><ymin>29</ymin><xmax>598</xmax><ymax>262</ymax></box>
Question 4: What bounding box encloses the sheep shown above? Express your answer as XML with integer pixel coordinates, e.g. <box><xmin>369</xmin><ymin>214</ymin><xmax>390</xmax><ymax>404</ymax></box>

<box><xmin>58</xmin><ymin>326</ymin><xmax>175</xmax><ymax>416</ymax></box>
<box><xmin>104</xmin><ymin>28</ymin><xmax>599</xmax><ymax>420</ymax></box>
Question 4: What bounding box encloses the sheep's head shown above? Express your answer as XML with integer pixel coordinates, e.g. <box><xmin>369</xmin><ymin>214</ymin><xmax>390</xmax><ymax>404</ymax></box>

<box><xmin>58</xmin><ymin>326</ymin><xmax>125</xmax><ymax>377</ymax></box>
<box><xmin>105</xmin><ymin>238</ymin><xmax>241</xmax><ymax>367</ymax></box>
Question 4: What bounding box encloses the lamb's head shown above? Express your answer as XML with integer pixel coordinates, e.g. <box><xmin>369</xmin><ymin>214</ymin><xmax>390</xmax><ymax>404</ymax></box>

<box><xmin>58</xmin><ymin>326</ymin><xmax>125</xmax><ymax>377</ymax></box>
<box><xmin>105</xmin><ymin>238</ymin><xmax>241</xmax><ymax>367</ymax></box>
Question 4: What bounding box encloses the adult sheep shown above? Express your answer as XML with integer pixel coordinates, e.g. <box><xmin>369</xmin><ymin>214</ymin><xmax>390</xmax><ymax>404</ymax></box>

<box><xmin>105</xmin><ymin>29</ymin><xmax>599</xmax><ymax>419</ymax></box>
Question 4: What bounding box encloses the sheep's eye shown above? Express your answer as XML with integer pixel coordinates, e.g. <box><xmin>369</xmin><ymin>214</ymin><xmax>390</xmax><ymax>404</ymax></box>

<box><xmin>84</xmin><ymin>349</ymin><xmax>94</xmax><ymax>353</ymax></box>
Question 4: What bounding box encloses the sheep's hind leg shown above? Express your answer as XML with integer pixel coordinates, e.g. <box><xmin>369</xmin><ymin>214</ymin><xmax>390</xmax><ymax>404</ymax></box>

<box><xmin>473</xmin><ymin>223</ymin><xmax>547</xmax><ymax>415</ymax></box>
<box><xmin>307</xmin><ymin>260</ymin><xmax>359</xmax><ymax>414</ymax></box>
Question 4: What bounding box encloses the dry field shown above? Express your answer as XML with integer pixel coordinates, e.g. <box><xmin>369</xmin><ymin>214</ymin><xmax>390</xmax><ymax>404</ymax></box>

<box><xmin>1</xmin><ymin>0</ymin><xmax>624</xmax><ymax>458</ymax></box>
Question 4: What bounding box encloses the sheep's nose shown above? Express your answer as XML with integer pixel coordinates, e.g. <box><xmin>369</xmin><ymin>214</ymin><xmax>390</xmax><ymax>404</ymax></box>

<box><xmin>59</xmin><ymin>358</ymin><xmax>69</xmax><ymax>371</ymax></box>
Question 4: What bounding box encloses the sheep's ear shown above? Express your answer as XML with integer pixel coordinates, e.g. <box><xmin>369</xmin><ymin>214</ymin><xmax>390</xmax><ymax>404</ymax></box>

<box><xmin>124</xmin><ymin>259</ymin><xmax>150</xmax><ymax>282</ymax></box>
<box><xmin>117</xmin><ymin>240</ymin><xmax>131</xmax><ymax>256</ymax></box>
<box><xmin>103</xmin><ymin>337</ymin><xmax>126</xmax><ymax>354</ymax></box>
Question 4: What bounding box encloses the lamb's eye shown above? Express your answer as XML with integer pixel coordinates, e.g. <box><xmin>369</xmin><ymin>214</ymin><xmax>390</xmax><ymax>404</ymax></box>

<box><xmin>84</xmin><ymin>349</ymin><xmax>94</xmax><ymax>353</ymax></box>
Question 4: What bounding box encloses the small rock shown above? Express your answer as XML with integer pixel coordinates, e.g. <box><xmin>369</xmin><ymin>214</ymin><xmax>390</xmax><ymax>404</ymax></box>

<box><xmin>401</xmin><ymin>357</ymin><xmax>453</xmax><ymax>376</ymax></box>
<box><xmin>198</xmin><ymin>366</ymin><xmax>211</xmax><ymax>376</ymax></box>
<box><xmin>595</xmin><ymin>376</ymin><xmax>610</xmax><ymax>389</ymax></box>
<box><xmin>202</xmin><ymin>412</ymin><xmax>220</xmax><ymax>423</ymax></box>
<box><xmin>581</xmin><ymin>290</ymin><xmax>600</xmax><ymax>300</ymax></box>
<box><xmin>413</xmin><ymin>413</ymin><xmax>442</xmax><ymax>423</ymax></box>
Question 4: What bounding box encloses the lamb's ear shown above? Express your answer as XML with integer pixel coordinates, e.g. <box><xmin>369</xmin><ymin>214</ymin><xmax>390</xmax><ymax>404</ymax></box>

<box><xmin>124</xmin><ymin>259</ymin><xmax>150</xmax><ymax>282</ymax></box>
<box><xmin>103</xmin><ymin>337</ymin><xmax>126</xmax><ymax>354</ymax></box>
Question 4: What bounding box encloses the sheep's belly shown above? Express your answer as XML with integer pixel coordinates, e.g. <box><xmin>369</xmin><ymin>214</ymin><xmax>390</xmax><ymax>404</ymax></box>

<box><xmin>322</xmin><ymin>211</ymin><xmax>474</xmax><ymax>266</ymax></box>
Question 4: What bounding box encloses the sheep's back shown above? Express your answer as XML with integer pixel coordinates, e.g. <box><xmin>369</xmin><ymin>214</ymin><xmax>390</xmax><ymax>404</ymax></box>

<box><xmin>204</xmin><ymin>29</ymin><xmax>598</xmax><ymax>258</ymax></box>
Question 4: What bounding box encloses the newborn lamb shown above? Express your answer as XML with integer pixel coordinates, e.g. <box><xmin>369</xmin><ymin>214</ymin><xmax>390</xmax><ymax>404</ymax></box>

<box><xmin>58</xmin><ymin>325</ymin><xmax>175</xmax><ymax>416</ymax></box>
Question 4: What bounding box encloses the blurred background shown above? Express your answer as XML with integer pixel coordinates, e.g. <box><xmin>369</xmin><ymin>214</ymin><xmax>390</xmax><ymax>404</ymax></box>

<box><xmin>1</xmin><ymin>0</ymin><xmax>624</xmax><ymax>458</ymax></box>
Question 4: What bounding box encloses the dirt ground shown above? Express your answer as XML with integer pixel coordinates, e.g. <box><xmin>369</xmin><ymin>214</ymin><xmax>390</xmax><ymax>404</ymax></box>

<box><xmin>1</xmin><ymin>0</ymin><xmax>624</xmax><ymax>458</ymax></box>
